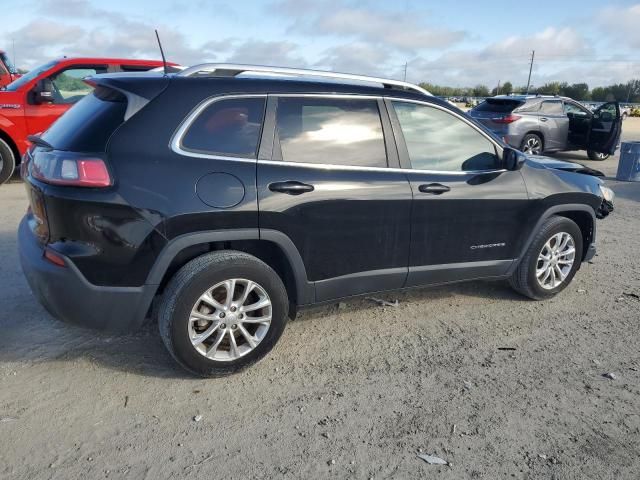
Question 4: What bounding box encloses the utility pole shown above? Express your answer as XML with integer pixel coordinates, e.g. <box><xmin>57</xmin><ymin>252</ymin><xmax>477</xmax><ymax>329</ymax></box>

<box><xmin>526</xmin><ymin>50</ymin><xmax>535</xmax><ymax>94</ymax></box>
<box><xmin>496</xmin><ymin>80</ymin><xmax>501</xmax><ymax>95</ymax></box>
<box><xmin>12</xmin><ymin>38</ymin><xmax>15</xmax><ymax>69</ymax></box>
<box><xmin>403</xmin><ymin>62</ymin><xmax>408</xmax><ymax>82</ymax></box>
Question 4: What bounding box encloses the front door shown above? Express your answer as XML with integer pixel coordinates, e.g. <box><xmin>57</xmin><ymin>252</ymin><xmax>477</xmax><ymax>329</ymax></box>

<box><xmin>24</xmin><ymin>65</ymin><xmax>107</xmax><ymax>136</ymax></box>
<box><xmin>588</xmin><ymin>102</ymin><xmax>622</xmax><ymax>155</ymax></box>
<box><xmin>257</xmin><ymin>95</ymin><xmax>412</xmax><ymax>302</ymax></box>
<box><xmin>386</xmin><ymin>99</ymin><xmax>531</xmax><ymax>287</ymax></box>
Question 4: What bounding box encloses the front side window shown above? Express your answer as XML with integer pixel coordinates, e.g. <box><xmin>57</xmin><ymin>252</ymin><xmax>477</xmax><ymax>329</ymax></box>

<box><xmin>181</xmin><ymin>97</ymin><xmax>266</xmax><ymax>158</ymax></box>
<box><xmin>275</xmin><ymin>97</ymin><xmax>387</xmax><ymax>167</ymax></box>
<box><xmin>392</xmin><ymin>101</ymin><xmax>499</xmax><ymax>172</ymax></box>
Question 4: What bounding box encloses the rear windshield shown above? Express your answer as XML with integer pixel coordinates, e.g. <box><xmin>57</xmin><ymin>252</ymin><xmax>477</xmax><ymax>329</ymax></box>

<box><xmin>41</xmin><ymin>86</ymin><xmax>127</xmax><ymax>152</ymax></box>
<box><xmin>474</xmin><ymin>99</ymin><xmax>524</xmax><ymax>113</ymax></box>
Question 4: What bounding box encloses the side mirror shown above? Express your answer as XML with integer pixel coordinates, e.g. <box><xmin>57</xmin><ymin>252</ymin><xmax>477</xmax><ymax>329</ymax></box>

<box><xmin>503</xmin><ymin>147</ymin><xmax>526</xmax><ymax>171</ymax></box>
<box><xmin>32</xmin><ymin>79</ymin><xmax>54</xmax><ymax>104</ymax></box>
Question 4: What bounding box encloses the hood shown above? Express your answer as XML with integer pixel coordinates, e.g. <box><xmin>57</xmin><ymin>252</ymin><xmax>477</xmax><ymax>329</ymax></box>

<box><xmin>526</xmin><ymin>155</ymin><xmax>604</xmax><ymax>177</ymax></box>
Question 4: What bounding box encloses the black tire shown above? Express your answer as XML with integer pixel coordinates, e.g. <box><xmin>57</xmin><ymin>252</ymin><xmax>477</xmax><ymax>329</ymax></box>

<box><xmin>158</xmin><ymin>251</ymin><xmax>289</xmax><ymax>377</ymax></box>
<box><xmin>587</xmin><ymin>150</ymin><xmax>609</xmax><ymax>161</ymax></box>
<box><xmin>520</xmin><ymin>133</ymin><xmax>543</xmax><ymax>155</ymax></box>
<box><xmin>509</xmin><ymin>216</ymin><xmax>583</xmax><ymax>300</ymax></box>
<box><xmin>0</xmin><ymin>138</ymin><xmax>16</xmax><ymax>185</ymax></box>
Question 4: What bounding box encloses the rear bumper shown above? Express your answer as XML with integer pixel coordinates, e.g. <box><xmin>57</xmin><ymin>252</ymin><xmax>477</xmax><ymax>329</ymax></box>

<box><xmin>18</xmin><ymin>216</ymin><xmax>151</xmax><ymax>333</ymax></box>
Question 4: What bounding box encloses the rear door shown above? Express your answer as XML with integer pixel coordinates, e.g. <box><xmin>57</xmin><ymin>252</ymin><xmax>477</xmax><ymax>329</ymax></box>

<box><xmin>24</xmin><ymin>64</ymin><xmax>108</xmax><ymax>136</ymax></box>
<box><xmin>257</xmin><ymin>95</ymin><xmax>412</xmax><ymax>302</ymax></box>
<box><xmin>387</xmin><ymin>99</ymin><xmax>530</xmax><ymax>286</ymax></box>
<box><xmin>538</xmin><ymin>100</ymin><xmax>568</xmax><ymax>150</ymax></box>
<box><xmin>588</xmin><ymin>102</ymin><xmax>622</xmax><ymax>155</ymax></box>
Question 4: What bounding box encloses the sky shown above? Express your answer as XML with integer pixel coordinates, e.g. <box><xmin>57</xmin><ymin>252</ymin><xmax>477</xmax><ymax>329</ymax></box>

<box><xmin>1</xmin><ymin>0</ymin><xmax>639</xmax><ymax>89</ymax></box>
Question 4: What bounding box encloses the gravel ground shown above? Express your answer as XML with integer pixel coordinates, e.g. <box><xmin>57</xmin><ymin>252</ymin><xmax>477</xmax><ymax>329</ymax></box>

<box><xmin>1</xmin><ymin>121</ymin><xmax>639</xmax><ymax>480</ymax></box>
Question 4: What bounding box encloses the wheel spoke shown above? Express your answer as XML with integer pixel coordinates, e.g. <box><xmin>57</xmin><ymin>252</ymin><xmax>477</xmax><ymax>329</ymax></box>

<box><xmin>554</xmin><ymin>265</ymin><xmax>566</xmax><ymax>281</ymax></box>
<box><xmin>229</xmin><ymin>331</ymin><xmax>239</xmax><ymax>358</ymax></box>
<box><xmin>224</xmin><ymin>279</ymin><xmax>236</xmax><ymax>307</ymax></box>
<box><xmin>190</xmin><ymin>310</ymin><xmax>217</xmax><ymax>321</ymax></box>
<box><xmin>206</xmin><ymin>329</ymin><xmax>226</xmax><ymax>357</ymax></box>
<box><xmin>239</xmin><ymin>280</ymin><xmax>255</xmax><ymax>305</ymax></box>
<box><xmin>559</xmin><ymin>247</ymin><xmax>575</xmax><ymax>257</ymax></box>
<box><xmin>241</xmin><ymin>314</ymin><xmax>272</xmax><ymax>324</ymax></box>
<box><xmin>191</xmin><ymin>321</ymin><xmax>220</xmax><ymax>346</ymax></box>
<box><xmin>238</xmin><ymin>324</ymin><xmax>257</xmax><ymax>348</ymax></box>
<box><xmin>200</xmin><ymin>291</ymin><xmax>225</xmax><ymax>311</ymax></box>
<box><xmin>241</xmin><ymin>298</ymin><xmax>270</xmax><ymax>313</ymax></box>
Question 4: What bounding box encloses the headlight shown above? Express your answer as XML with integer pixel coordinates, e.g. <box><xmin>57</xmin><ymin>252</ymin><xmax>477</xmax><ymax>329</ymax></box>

<box><xmin>599</xmin><ymin>185</ymin><xmax>615</xmax><ymax>202</ymax></box>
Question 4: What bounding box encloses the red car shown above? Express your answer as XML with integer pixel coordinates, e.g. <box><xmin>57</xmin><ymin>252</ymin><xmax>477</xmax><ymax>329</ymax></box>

<box><xmin>0</xmin><ymin>57</ymin><xmax>168</xmax><ymax>184</ymax></box>
<box><xmin>0</xmin><ymin>50</ymin><xmax>21</xmax><ymax>88</ymax></box>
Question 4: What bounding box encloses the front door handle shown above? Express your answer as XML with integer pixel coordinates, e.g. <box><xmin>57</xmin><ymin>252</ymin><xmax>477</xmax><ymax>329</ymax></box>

<box><xmin>269</xmin><ymin>181</ymin><xmax>315</xmax><ymax>195</ymax></box>
<box><xmin>418</xmin><ymin>183</ymin><xmax>450</xmax><ymax>195</ymax></box>
<box><xmin>540</xmin><ymin>117</ymin><xmax>548</xmax><ymax>122</ymax></box>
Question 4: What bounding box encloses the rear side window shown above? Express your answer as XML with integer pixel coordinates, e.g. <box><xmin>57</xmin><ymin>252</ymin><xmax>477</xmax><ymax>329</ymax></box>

<box><xmin>540</xmin><ymin>101</ymin><xmax>563</xmax><ymax>114</ymax></box>
<box><xmin>41</xmin><ymin>86</ymin><xmax>127</xmax><ymax>152</ymax></box>
<box><xmin>474</xmin><ymin>99</ymin><xmax>523</xmax><ymax>113</ymax></box>
<box><xmin>275</xmin><ymin>97</ymin><xmax>387</xmax><ymax>167</ymax></box>
<box><xmin>181</xmin><ymin>97</ymin><xmax>266</xmax><ymax>158</ymax></box>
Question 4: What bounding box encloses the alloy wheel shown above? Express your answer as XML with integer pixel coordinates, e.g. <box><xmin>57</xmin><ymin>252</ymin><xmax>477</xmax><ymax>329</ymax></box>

<box><xmin>188</xmin><ymin>278</ymin><xmax>272</xmax><ymax>361</ymax></box>
<box><xmin>536</xmin><ymin>232</ymin><xmax>576</xmax><ymax>290</ymax></box>
<box><xmin>523</xmin><ymin>137</ymin><xmax>542</xmax><ymax>155</ymax></box>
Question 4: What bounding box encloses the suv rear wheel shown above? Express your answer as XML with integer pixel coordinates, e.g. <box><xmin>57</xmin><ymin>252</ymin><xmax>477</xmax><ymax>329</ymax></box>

<box><xmin>509</xmin><ymin>216</ymin><xmax>583</xmax><ymax>300</ymax></box>
<box><xmin>0</xmin><ymin>138</ymin><xmax>16</xmax><ymax>185</ymax></box>
<box><xmin>587</xmin><ymin>150</ymin><xmax>609</xmax><ymax>161</ymax></box>
<box><xmin>520</xmin><ymin>133</ymin><xmax>543</xmax><ymax>155</ymax></box>
<box><xmin>158</xmin><ymin>251</ymin><xmax>289</xmax><ymax>377</ymax></box>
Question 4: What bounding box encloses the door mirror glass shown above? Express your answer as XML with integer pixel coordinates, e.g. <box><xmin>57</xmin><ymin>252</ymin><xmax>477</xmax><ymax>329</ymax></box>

<box><xmin>32</xmin><ymin>79</ymin><xmax>54</xmax><ymax>104</ymax></box>
<box><xmin>503</xmin><ymin>147</ymin><xmax>525</xmax><ymax>171</ymax></box>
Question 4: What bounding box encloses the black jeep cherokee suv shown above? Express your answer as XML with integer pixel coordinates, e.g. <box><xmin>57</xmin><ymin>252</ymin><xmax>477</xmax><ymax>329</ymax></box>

<box><xmin>18</xmin><ymin>64</ymin><xmax>615</xmax><ymax>377</ymax></box>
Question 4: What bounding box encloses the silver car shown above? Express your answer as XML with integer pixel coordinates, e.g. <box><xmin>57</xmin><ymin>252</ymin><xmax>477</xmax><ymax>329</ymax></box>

<box><xmin>469</xmin><ymin>95</ymin><xmax>622</xmax><ymax>160</ymax></box>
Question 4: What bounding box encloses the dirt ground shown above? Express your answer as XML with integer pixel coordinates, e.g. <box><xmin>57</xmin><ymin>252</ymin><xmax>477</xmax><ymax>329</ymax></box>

<box><xmin>1</xmin><ymin>121</ymin><xmax>639</xmax><ymax>480</ymax></box>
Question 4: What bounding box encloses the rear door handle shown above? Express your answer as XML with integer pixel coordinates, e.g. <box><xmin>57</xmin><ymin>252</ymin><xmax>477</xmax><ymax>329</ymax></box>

<box><xmin>418</xmin><ymin>183</ymin><xmax>450</xmax><ymax>195</ymax></box>
<box><xmin>269</xmin><ymin>181</ymin><xmax>314</xmax><ymax>195</ymax></box>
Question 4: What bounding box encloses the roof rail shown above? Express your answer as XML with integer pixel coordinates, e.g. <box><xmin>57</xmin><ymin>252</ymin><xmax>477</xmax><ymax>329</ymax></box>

<box><xmin>177</xmin><ymin>63</ymin><xmax>431</xmax><ymax>96</ymax></box>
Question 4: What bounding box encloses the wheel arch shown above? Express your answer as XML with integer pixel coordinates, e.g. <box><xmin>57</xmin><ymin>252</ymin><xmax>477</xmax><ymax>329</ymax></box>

<box><xmin>510</xmin><ymin>204</ymin><xmax>596</xmax><ymax>274</ymax></box>
<box><xmin>143</xmin><ymin>229</ymin><xmax>314</xmax><ymax>320</ymax></box>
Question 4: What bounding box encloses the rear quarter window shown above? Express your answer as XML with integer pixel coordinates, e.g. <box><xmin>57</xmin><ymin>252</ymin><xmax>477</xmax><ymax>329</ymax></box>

<box><xmin>40</xmin><ymin>86</ymin><xmax>127</xmax><ymax>152</ymax></box>
<box><xmin>180</xmin><ymin>97</ymin><xmax>266</xmax><ymax>158</ymax></box>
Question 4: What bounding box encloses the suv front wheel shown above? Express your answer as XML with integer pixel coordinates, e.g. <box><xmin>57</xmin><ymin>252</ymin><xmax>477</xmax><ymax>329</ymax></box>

<box><xmin>509</xmin><ymin>216</ymin><xmax>583</xmax><ymax>300</ymax></box>
<box><xmin>587</xmin><ymin>150</ymin><xmax>610</xmax><ymax>161</ymax></box>
<box><xmin>159</xmin><ymin>251</ymin><xmax>289</xmax><ymax>377</ymax></box>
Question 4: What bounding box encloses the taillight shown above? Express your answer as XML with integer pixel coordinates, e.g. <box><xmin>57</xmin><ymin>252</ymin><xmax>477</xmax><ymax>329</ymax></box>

<box><xmin>30</xmin><ymin>150</ymin><xmax>112</xmax><ymax>188</ymax></box>
<box><xmin>493</xmin><ymin>114</ymin><xmax>521</xmax><ymax>124</ymax></box>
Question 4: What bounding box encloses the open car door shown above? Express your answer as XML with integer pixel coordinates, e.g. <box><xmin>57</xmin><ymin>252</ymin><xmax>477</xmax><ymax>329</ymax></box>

<box><xmin>588</xmin><ymin>102</ymin><xmax>622</xmax><ymax>155</ymax></box>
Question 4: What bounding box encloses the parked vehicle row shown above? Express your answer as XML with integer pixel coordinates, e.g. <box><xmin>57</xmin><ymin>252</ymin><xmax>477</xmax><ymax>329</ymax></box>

<box><xmin>18</xmin><ymin>64</ymin><xmax>615</xmax><ymax>376</ymax></box>
<box><xmin>0</xmin><ymin>57</ymin><xmax>169</xmax><ymax>184</ymax></box>
<box><xmin>469</xmin><ymin>95</ymin><xmax>622</xmax><ymax>161</ymax></box>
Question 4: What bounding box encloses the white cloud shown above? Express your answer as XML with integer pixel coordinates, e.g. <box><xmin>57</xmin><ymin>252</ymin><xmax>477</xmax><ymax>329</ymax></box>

<box><xmin>598</xmin><ymin>4</ymin><xmax>640</xmax><ymax>48</ymax></box>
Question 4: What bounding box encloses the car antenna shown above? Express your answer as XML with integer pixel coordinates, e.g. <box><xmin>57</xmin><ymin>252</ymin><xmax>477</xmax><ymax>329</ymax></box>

<box><xmin>155</xmin><ymin>29</ymin><xmax>168</xmax><ymax>75</ymax></box>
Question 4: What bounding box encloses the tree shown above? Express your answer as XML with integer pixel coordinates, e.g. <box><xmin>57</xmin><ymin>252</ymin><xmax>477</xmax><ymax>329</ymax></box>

<box><xmin>562</xmin><ymin>83</ymin><xmax>590</xmax><ymax>101</ymax></box>
<box><xmin>471</xmin><ymin>84</ymin><xmax>490</xmax><ymax>97</ymax></box>
<box><xmin>502</xmin><ymin>81</ymin><xmax>513</xmax><ymax>95</ymax></box>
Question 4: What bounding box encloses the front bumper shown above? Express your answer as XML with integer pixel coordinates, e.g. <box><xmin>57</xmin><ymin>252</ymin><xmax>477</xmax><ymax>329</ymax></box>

<box><xmin>18</xmin><ymin>216</ymin><xmax>151</xmax><ymax>333</ymax></box>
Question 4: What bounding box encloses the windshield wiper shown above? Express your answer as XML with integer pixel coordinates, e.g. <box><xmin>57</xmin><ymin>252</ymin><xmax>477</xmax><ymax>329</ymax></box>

<box><xmin>27</xmin><ymin>135</ymin><xmax>54</xmax><ymax>150</ymax></box>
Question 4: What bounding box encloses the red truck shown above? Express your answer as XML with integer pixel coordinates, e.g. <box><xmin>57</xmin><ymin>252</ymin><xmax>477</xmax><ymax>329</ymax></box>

<box><xmin>0</xmin><ymin>50</ymin><xmax>21</xmax><ymax>88</ymax></box>
<box><xmin>0</xmin><ymin>57</ymin><xmax>167</xmax><ymax>184</ymax></box>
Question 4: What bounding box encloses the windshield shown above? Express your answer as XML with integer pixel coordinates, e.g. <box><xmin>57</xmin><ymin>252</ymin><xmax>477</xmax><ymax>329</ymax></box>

<box><xmin>4</xmin><ymin>60</ymin><xmax>57</xmax><ymax>91</ymax></box>
<box><xmin>0</xmin><ymin>52</ymin><xmax>17</xmax><ymax>74</ymax></box>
